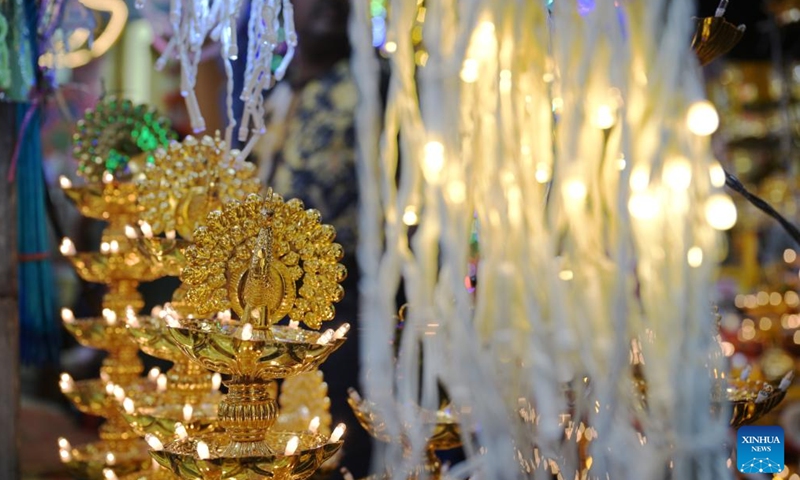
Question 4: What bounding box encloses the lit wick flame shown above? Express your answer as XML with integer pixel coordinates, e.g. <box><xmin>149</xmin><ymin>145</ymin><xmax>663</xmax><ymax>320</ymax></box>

<box><xmin>100</xmin><ymin>371</ymin><xmax>110</xmax><ymax>384</ymax></box>
<box><xmin>151</xmin><ymin>305</ymin><xmax>163</xmax><ymax>316</ymax></box>
<box><xmin>106</xmin><ymin>452</ymin><xmax>116</xmax><ymax>465</ymax></box>
<box><xmin>183</xmin><ymin>403</ymin><xmax>193</xmax><ymax>422</ymax></box>
<box><xmin>123</xmin><ymin>397</ymin><xmax>135</xmax><ymax>414</ymax></box>
<box><xmin>308</xmin><ymin>416</ymin><xmax>320</xmax><ymax>434</ymax></box>
<box><xmin>156</xmin><ymin>374</ymin><xmax>167</xmax><ymax>393</ymax></box>
<box><xmin>102</xmin><ymin>468</ymin><xmax>118</xmax><ymax>480</ymax></box>
<box><xmin>145</xmin><ymin>434</ymin><xmax>164</xmax><ymax>451</ymax></box>
<box><xmin>59</xmin><ymin>447</ymin><xmax>72</xmax><ymax>462</ymax></box>
<box><xmin>285</xmin><ymin>435</ymin><xmax>300</xmax><ymax>456</ymax></box>
<box><xmin>212</xmin><ymin>373</ymin><xmax>222</xmax><ymax>391</ymax></box>
<box><xmin>109</xmin><ymin>240</ymin><xmax>120</xmax><ymax>254</ymax></box>
<box><xmin>58</xmin><ymin>437</ymin><xmax>71</xmax><ymax>450</ymax></box>
<box><xmin>112</xmin><ymin>385</ymin><xmax>126</xmax><ymax>402</ymax></box>
<box><xmin>316</xmin><ymin>329</ymin><xmax>335</xmax><ymax>345</ymax></box>
<box><xmin>61</xmin><ymin>308</ymin><xmax>75</xmax><ymax>324</ymax></box>
<box><xmin>330</xmin><ymin>423</ymin><xmax>346</xmax><ymax>443</ymax></box>
<box><xmin>102</xmin><ymin>308</ymin><xmax>117</xmax><ymax>326</ymax></box>
<box><xmin>334</xmin><ymin>323</ymin><xmax>350</xmax><ymax>340</ymax></box>
<box><xmin>166</xmin><ymin>230</ymin><xmax>176</xmax><ymax>240</ymax></box>
<box><xmin>140</xmin><ymin>221</ymin><xmax>154</xmax><ymax>239</ymax></box>
<box><xmin>175</xmin><ymin>422</ymin><xmax>188</xmax><ymax>440</ymax></box>
<box><xmin>288</xmin><ymin>320</ymin><xmax>299</xmax><ymax>329</ymax></box>
<box><xmin>59</xmin><ymin>175</ymin><xmax>73</xmax><ymax>189</ymax></box>
<box><xmin>124</xmin><ymin>225</ymin><xmax>138</xmax><ymax>239</ymax></box>
<box><xmin>100</xmin><ymin>242</ymin><xmax>110</xmax><ymax>254</ymax></box>
<box><xmin>148</xmin><ymin>367</ymin><xmax>161</xmax><ymax>383</ymax></box>
<box><xmin>241</xmin><ymin>323</ymin><xmax>253</xmax><ymax>341</ymax></box>
<box><xmin>163</xmin><ymin>312</ymin><xmax>181</xmax><ymax>328</ymax></box>
<box><xmin>196</xmin><ymin>440</ymin><xmax>211</xmax><ymax>460</ymax></box>
<box><xmin>59</xmin><ymin>373</ymin><xmax>75</xmax><ymax>393</ymax></box>
<box><xmin>102</xmin><ymin>171</ymin><xmax>114</xmax><ymax>184</ymax></box>
<box><xmin>59</xmin><ymin>238</ymin><xmax>76</xmax><ymax>256</ymax></box>
<box><xmin>105</xmin><ymin>382</ymin><xmax>115</xmax><ymax>396</ymax></box>
<box><xmin>125</xmin><ymin>306</ymin><xmax>139</xmax><ymax>327</ymax></box>
<box><xmin>217</xmin><ymin>310</ymin><xmax>232</xmax><ymax>322</ymax></box>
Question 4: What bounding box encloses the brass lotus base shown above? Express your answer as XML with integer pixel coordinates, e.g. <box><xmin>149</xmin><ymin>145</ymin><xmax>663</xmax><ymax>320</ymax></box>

<box><xmin>121</xmin><ymin>392</ymin><xmax>222</xmax><ymax>444</ymax></box>
<box><xmin>151</xmin><ymin>431</ymin><xmax>342</xmax><ymax>480</ymax></box>
<box><xmin>64</xmin><ymin>316</ymin><xmax>145</xmax><ymax>385</ymax></box>
<box><xmin>62</xmin><ymin>440</ymin><xmax>151</xmax><ymax>480</ymax></box>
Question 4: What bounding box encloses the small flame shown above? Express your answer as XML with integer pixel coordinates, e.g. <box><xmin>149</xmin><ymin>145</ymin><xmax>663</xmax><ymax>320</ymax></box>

<box><xmin>309</xmin><ymin>416</ymin><xmax>320</xmax><ymax>434</ymax></box>
<box><xmin>151</xmin><ymin>305</ymin><xmax>163</xmax><ymax>317</ymax></box>
<box><xmin>196</xmin><ymin>441</ymin><xmax>211</xmax><ymax>460</ymax></box>
<box><xmin>124</xmin><ymin>225</ymin><xmax>138</xmax><ymax>239</ymax></box>
<box><xmin>334</xmin><ymin>323</ymin><xmax>350</xmax><ymax>340</ymax></box>
<box><xmin>123</xmin><ymin>397</ymin><xmax>135</xmax><ymax>414</ymax></box>
<box><xmin>109</xmin><ymin>240</ymin><xmax>120</xmax><ymax>254</ymax></box>
<box><xmin>105</xmin><ymin>382</ymin><xmax>115</xmax><ymax>396</ymax></box>
<box><xmin>316</xmin><ymin>329</ymin><xmax>334</xmax><ymax>345</ymax></box>
<box><xmin>59</xmin><ymin>175</ymin><xmax>73</xmax><ymax>189</ymax></box>
<box><xmin>288</xmin><ymin>320</ymin><xmax>299</xmax><ymax>329</ymax></box>
<box><xmin>59</xmin><ymin>238</ymin><xmax>77</xmax><ymax>256</ymax></box>
<box><xmin>61</xmin><ymin>308</ymin><xmax>75</xmax><ymax>324</ymax></box>
<box><xmin>102</xmin><ymin>308</ymin><xmax>117</xmax><ymax>326</ymax></box>
<box><xmin>125</xmin><ymin>307</ymin><xmax>139</xmax><ymax>327</ymax></box>
<box><xmin>102</xmin><ymin>171</ymin><xmax>114</xmax><ymax>184</ymax></box>
<box><xmin>212</xmin><ymin>373</ymin><xmax>222</xmax><ymax>391</ymax></box>
<box><xmin>330</xmin><ymin>423</ymin><xmax>346</xmax><ymax>442</ymax></box>
<box><xmin>241</xmin><ymin>323</ymin><xmax>253</xmax><ymax>341</ymax></box>
<box><xmin>105</xmin><ymin>452</ymin><xmax>116</xmax><ymax>465</ymax></box>
<box><xmin>140</xmin><ymin>221</ymin><xmax>154</xmax><ymax>239</ymax></box>
<box><xmin>166</xmin><ymin>230</ymin><xmax>176</xmax><ymax>240</ymax></box>
<box><xmin>102</xmin><ymin>468</ymin><xmax>118</xmax><ymax>480</ymax></box>
<box><xmin>285</xmin><ymin>435</ymin><xmax>300</xmax><ymax>456</ymax></box>
<box><xmin>175</xmin><ymin>422</ymin><xmax>188</xmax><ymax>440</ymax></box>
<box><xmin>163</xmin><ymin>313</ymin><xmax>181</xmax><ymax>328</ymax></box>
<box><xmin>59</xmin><ymin>448</ymin><xmax>72</xmax><ymax>462</ymax></box>
<box><xmin>183</xmin><ymin>403</ymin><xmax>193</xmax><ymax>422</ymax></box>
<box><xmin>58</xmin><ymin>437</ymin><xmax>71</xmax><ymax>450</ymax></box>
<box><xmin>148</xmin><ymin>367</ymin><xmax>161</xmax><ymax>382</ymax></box>
<box><xmin>59</xmin><ymin>373</ymin><xmax>74</xmax><ymax>393</ymax></box>
<box><xmin>112</xmin><ymin>385</ymin><xmax>126</xmax><ymax>402</ymax></box>
<box><xmin>145</xmin><ymin>434</ymin><xmax>164</xmax><ymax>451</ymax></box>
<box><xmin>157</xmin><ymin>374</ymin><xmax>167</xmax><ymax>393</ymax></box>
<box><xmin>100</xmin><ymin>371</ymin><xmax>111</xmax><ymax>384</ymax></box>
<box><xmin>100</xmin><ymin>242</ymin><xmax>110</xmax><ymax>254</ymax></box>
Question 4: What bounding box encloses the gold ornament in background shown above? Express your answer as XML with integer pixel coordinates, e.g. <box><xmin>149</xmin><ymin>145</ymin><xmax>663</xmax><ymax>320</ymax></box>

<box><xmin>180</xmin><ymin>192</ymin><xmax>347</xmax><ymax>328</ymax></box>
<box><xmin>135</xmin><ymin>134</ymin><xmax>260</xmax><ymax>239</ymax></box>
<box><xmin>277</xmin><ymin>369</ymin><xmax>333</xmax><ymax>436</ymax></box>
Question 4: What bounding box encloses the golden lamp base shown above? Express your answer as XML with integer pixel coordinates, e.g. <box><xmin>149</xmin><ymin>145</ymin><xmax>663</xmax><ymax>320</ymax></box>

<box><xmin>61</xmin><ymin>439</ymin><xmax>151</xmax><ymax>480</ymax></box>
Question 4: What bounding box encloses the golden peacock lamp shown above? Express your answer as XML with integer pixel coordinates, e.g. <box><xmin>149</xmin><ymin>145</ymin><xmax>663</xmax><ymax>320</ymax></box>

<box><xmin>148</xmin><ymin>192</ymin><xmax>349</xmax><ymax>480</ymax></box>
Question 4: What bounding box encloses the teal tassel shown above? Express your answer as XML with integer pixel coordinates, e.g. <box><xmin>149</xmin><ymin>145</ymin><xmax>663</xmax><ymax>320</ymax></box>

<box><xmin>16</xmin><ymin>102</ymin><xmax>60</xmax><ymax>365</ymax></box>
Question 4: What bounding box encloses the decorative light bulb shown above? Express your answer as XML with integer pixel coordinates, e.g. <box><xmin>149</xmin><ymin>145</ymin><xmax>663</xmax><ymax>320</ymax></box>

<box><xmin>140</xmin><ymin>222</ymin><xmax>154</xmax><ymax>238</ymax></box>
<box><xmin>212</xmin><ymin>373</ymin><xmax>222</xmax><ymax>391</ymax></box>
<box><xmin>628</xmin><ymin>192</ymin><xmax>660</xmax><ymax>220</ymax></box>
<box><xmin>59</xmin><ymin>238</ymin><xmax>77</xmax><ymax>256</ymax></box>
<box><xmin>157</xmin><ymin>374</ymin><xmax>167</xmax><ymax>392</ymax></box>
<box><xmin>103</xmin><ymin>468</ymin><xmax>118</xmax><ymax>480</ymax></box>
<box><xmin>705</xmin><ymin>193</ymin><xmax>737</xmax><ymax>230</ymax></box>
<box><xmin>58</xmin><ymin>437</ymin><xmax>71</xmax><ymax>450</ymax></box>
<box><xmin>183</xmin><ymin>403</ymin><xmax>193</xmax><ymax>422</ymax></box>
<box><xmin>686</xmin><ymin>100</ymin><xmax>719</xmax><ymax>136</ymax></box>
<box><xmin>124</xmin><ymin>225</ymin><xmax>137</xmax><ymax>239</ymax></box>
<box><xmin>422</xmin><ymin>141</ymin><xmax>445</xmax><ymax>183</ymax></box>
<box><xmin>61</xmin><ymin>308</ymin><xmax>75</xmax><ymax>324</ymax></box>
<box><xmin>330</xmin><ymin>423</ymin><xmax>346</xmax><ymax>443</ymax></box>
<box><xmin>123</xmin><ymin>397</ymin><xmax>135</xmax><ymax>414</ymax></box>
<box><xmin>109</xmin><ymin>240</ymin><xmax>120</xmax><ymax>254</ymax></box>
<box><xmin>100</xmin><ymin>242</ymin><xmax>110</xmax><ymax>254</ymax></box>
<box><xmin>384</xmin><ymin>41</ymin><xmax>397</xmax><ymax>53</ymax></box>
<box><xmin>148</xmin><ymin>367</ymin><xmax>161</xmax><ymax>382</ymax></box>
<box><xmin>663</xmin><ymin>157</ymin><xmax>692</xmax><ymax>190</ymax></box>
<box><xmin>309</xmin><ymin>416</ymin><xmax>320</xmax><ymax>433</ymax></box>
<box><xmin>105</xmin><ymin>382</ymin><xmax>115</xmax><ymax>395</ymax></box>
<box><xmin>175</xmin><ymin>422</ymin><xmax>188</xmax><ymax>440</ymax></box>
<box><xmin>316</xmin><ymin>329</ymin><xmax>335</xmax><ymax>345</ymax></box>
<box><xmin>102</xmin><ymin>171</ymin><xmax>114</xmax><ymax>184</ymax></box>
<box><xmin>59</xmin><ymin>373</ymin><xmax>75</xmax><ymax>392</ymax></box>
<box><xmin>102</xmin><ymin>308</ymin><xmax>117</xmax><ymax>326</ymax></box>
<box><xmin>285</xmin><ymin>435</ymin><xmax>300</xmax><ymax>456</ymax></box>
<box><xmin>196</xmin><ymin>441</ymin><xmax>211</xmax><ymax>459</ymax></box>
<box><xmin>166</xmin><ymin>230</ymin><xmax>176</xmax><ymax>240</ymax></box>
<box><xmin>535</xmin><ymin>163</ymin><xmax>551</xmax><ymax>184</ymax></box>
<box><xmin>112</xmin><ymin>385</ymin><xmax>126</xmax><ymax>402</ymax></box>
<box><xmin>687</xmin><ymin>246</ymin><xmax>703</xmax><ymax>268</ymax></box>
<box><xmin>59</xmin><ymin>448</ymin><xmax>72</xmax><ymax>462</ymax></box>
<box><xmin>106</xmin><ymin>452</ymin><xmax>116</xmax><ymax>465</ymax></box>
<box><xmin>402</xmin><ymin>207</ymin><xmax>419</xmax><ymax>226</ymax></box>
<box><xmin>145</xmin><ymin>434</ymin><xmax>164</xmax><ymax>451</ymax></box>
<box><xmin>241</xmin><ymin>323</ymin><xmax>253</xmax><ymax>341</ymax></box>
<box><xmin>334</xmin><ymin>323</ymin><xmax>350</xmax><ymax>340</ymax></box>
<box><xmin>59</xmin><ymin>175</ymin><xmax>73</xmax><ymax>189</ymax></box>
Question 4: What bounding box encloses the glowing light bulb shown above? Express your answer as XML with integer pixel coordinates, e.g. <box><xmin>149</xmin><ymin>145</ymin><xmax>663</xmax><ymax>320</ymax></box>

<box><xmin>124</xmin><ymin>225</ymin><xmax>137</xmax><ymax>239</ymax></box>
<box><xmin>148</xmin><ymin>367</ymin><xmax>161</xmax><ymax>383</ymax></box>
<box><xmin>316</xmin><ymin>329</ymin><xmax>335</xmax><ymax>345</ymax></box>
<box><xmin>628</xmin><ymin>192</ymin><xmax>660</xmax><ymax>220</ymax></box>
<box><xmin>109</xmin><ymin>240</ymin><xmax>120</xmax><ymax>254</ymax></box>
<box><xmin>285</xmin><ymin>435</ymin><xmax>300</xmax><ymax>455</ymax></box>
<box><xmin>334</xmin><ymin>323</ymin><xmax>350</xmax><ymax>340</ymax></box>
<box><xmin>705</xmin><ymin>193</ymin><xmax>737</xmax><ymax>230</ymax></box>
<box><xmin>103</xmin><ymin>308</ymin><xmax>117</xmax><ymax>326</ymax></box>
<box><xmin>59</xmin><ymin>373</ymin><xmax>75</xmax><ymax>392</ymax></box>
<box><xmin>196</xmin><ymin>441</ymin><xmax>211</xmax><ymax>459</ymax></box>
<box><xmin>212</xmin><ymin>373</ymin><xmax>222</xmax><ymax>391</ymax></box>
<box><xmin>460</xmin><ymin>59</ymin><xmax>479</xmax><ymax>83</ymax></box>
<box><xmin>59</xmin><ymin>175</ymin><xmax>73</xmax><ymax>189</ymax></box>
<box><xmin>102</xmin><ymin>171</ymin><xmax>114</xmax><ymax>184</ymax></box>
<box><xmin>562</xmin><ymin>179</ymin><xmax>587</xmax><ymax>202</ymax></box>
<box><xmin>103</xmin><ymin>468</ymin><xmax>118</xmax><ymax>480</ymax></box>
<box><xmin>403</xmin><ymin>207</ymin><xmax>419</xmax><ymax>226</ymax></box>
<box><xmin>112</xmin><ymin>385</ymin><xmax>126</xmax><ymax>402</ymax></box>
<box><xmin>175</xmin><ymin>422</ymin><xmax>188</xmax><ymax>440</ymax></box>
<box><xmin>592</xmin><ymin>104</ymin><xmax>616</xmax><ymax>130</ymax></box>
<box><xmin>105</xmin><ymin>382</ymin><xmax>115</xmax><ymax>395</ymax></box>
<box><xmin>123</xmin><ymin>397</ymin><xmax>135</xmax><ymax>414</ymax></box>
<box><xmin>100</xmin><ymin>242</ymin><xmax>111</xmax><ymax>254</ymax></box>
<box><xmin>241</xmin><ymin>323</ymin><xmax>253</xmax><ymax>341</ymax></box>
<box><xmin>663</xmin><ymin>157</ymin><xmax>692</xmax><ymax>190</ymax></box>
<box><xmin>140</xmin><ymin>222</ymin><xmax>154</xmax><ymax>238</ymax></box>
<box><xmin>157</xmin><ymin>374</ymin><xmax>167</xmax><ymax>393</ymax></box>
<box><xmin>61</xmin><ymin>308</ymin><xmax>75</xmax><ymax>324</ymax></box>
<box><xmin>330</xmin><ymin>423</ymin><xmax>346</xmax><ymax>443</ymax></box>
<box><xmin>59</xmin><ymin>448</ymin><xmax>72</xmax><ymax>462</ymax></box>
<box><xmin>166</xmin><ymin>230</ymin><xmax>176</xmax><ymax>240</ymax></box>
<box><xmin>629</xmin><ymin>166</ymin><xmax>649</xmax><ymax>192</ymax></box>
<box><xmin>145</xmin><ymin>434</ymin><xmax>164</xmax><ymax>451</ymax></box>
<box><xmin>709</xmin><ymin>161</ymin><xmax>726</xmax><ymax>188</ymax></box>
<box><xmin>106</xmin><ymin>452</ymin><xmax>116</xmax><ymax>465</ymax></box>
<box><xmin>687</xmin><ymin>246</ymin><xmax>703</xmax><ymax>268</ymax></box>
<box><xmin>422</xmin><ymin>141</ymin><xmax>445</xmax><ymax>183</ymax></box>
<box><xmin>786</xmin><ymin>249</ymin><xmax>798</xmax><ymax>263</ymax></box>
<box><xmin>183</xmin><ymin>403</ymin><xmax>193</xmax><ymax>422</ymax></box>
<box><xmin>384</xmin><ymin>41</ymin><xmax>397</xmax><ymax>53</ymax></box>
<box><xmin>535</xmin><ymin>163</ymin><xmax>551</xmax><ymax>184</ymax></box>
<box><xmin>58</xmin><ymin>437</ymin><xmax>71</xmax><ymax>450</ymax></box>
<box><xmin>309</xmin><ymin>416</ymin><xmax>320</xmax><ymax>433</ymax></box>
<box><xmin>447</xmin><ymin>180</ymin><xmax>467</xmax><ymax>204</ymax></box>
<box><xmin>686</xmin><ymin>100</ymin><xmax>719</xmax><ymax>136</ymax></box>
<box><xmin>59</xmin><ymin>238</ymin><xmax>77</xmax><ymax>256</ymax></box>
